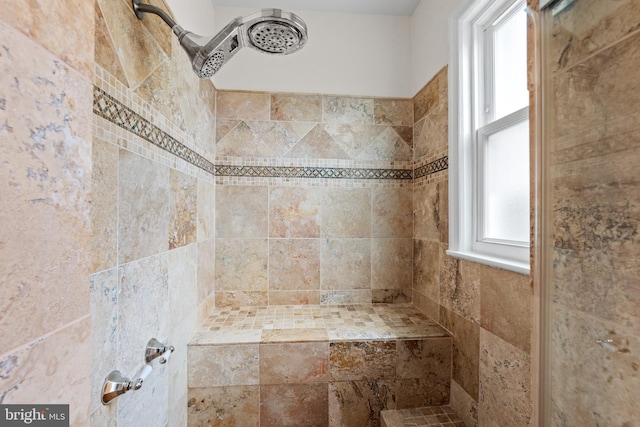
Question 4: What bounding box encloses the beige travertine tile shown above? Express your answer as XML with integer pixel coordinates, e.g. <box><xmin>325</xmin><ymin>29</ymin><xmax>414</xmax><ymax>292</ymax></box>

<box><xmin>215</xmin><ymin>291</ymin><xmax>268</xmax><ymax>307</ymax></box>
<box><xmin>320</xmin><ymin>239</ymin><xmax>371</xmax><ymax>290</ymax></box>
<box><xmin>321</xmin><ymin>188</ymin><xmax>371</xmax><ymax>238</ymax></box>
<box><xmin>0</xmin><ymin>22</ymin><xmax>92</xmax><ymax>350</ymax></box>
<box><xmin>413</xmin><ymin>103</ymin><xmax>448</xmax><ymax>161</ymax></box>
<box><xmin>199</xmin><ymin>79</ymin><xmax>217</xmax><ymax>117</ymax></box>
<box><xmin>372</xmin><ymin>238</ymin><xmax>413</xmax><ymax>290</ymax></box>
<box><xmin>90</xmin><ymin>404</ymin><xmax>117</xmax><ymax>427</ymax></box>
<box><xmin>0</xmin><ymin>0</ymin><xmax>94</xmax><ymax>78</ymax></box>
<box><xmin>269</xmin><ymin>290</ymin><xmax>321</xmax><ymax>305</ymax></box>
<box><xmin>246</xmin><ymin>121</ymin><xmax>315</xmax><ymax>158</ymax></box>
<box><xmin>216</xmin><ymin>185</ymin><xmax>268</xmax><ymax>238</ymax></box>
<box><xmin>91</xmin><ymin>137</ymin><xmax>118</xmax><ymax>273</ymax></box>
<box><xmin>215</xmin><ymin>238</ymin><xmax>268</xmax><ymax>292</ymax></box>
<box><xmin>132</xmin><ymin>0</ymin><xmax>173</xmax><ymax>56</ymax></box>
<box><xmin>440</xmin><ymin>306</ymin><xmax>480</xmax><ymax>401</ymax></box>
<box><xmin>118</xmin><ymin>253</ymin><xmax>169</xmax><ymax>373</ymax></box>
<box><xmin>187</xmin><ymin>386</ymin><xmax>260</xmax><ymax>427</ymax></box>
<box><xmin>0</xmin><ymin>318</ymin><xmax>91</xmax><ymax>426</ymax></box>
<box><xmin>413</xmin><ymin>68</ymin><xmax>443</xmax><ymax>123</ymax></box>
<box><xmin>169</xmin><ymin>244</ymin><xmax>197</xmax><ymax>326</ymax></box>
<box><xmin>357</xmin><ymin>126</ymin><xmax>413</xmax><ymax>161</ymax></box>
<box><xmin>118</xmin><ymin>150</ymin><xmax>170</xmax><ymax>263</ymax></box>
<box><xmin>321</xmin><ymin>289</ymin><xmax>372</xmax><ymax>305</ymax></box>
<box><xmin>413</xmin><ymin>240</ymin><xmax>441</xmax><ymax>302</ymax></box>
<box><xmin>396</xmin><ymin>338</ymin><xmax>452</xmax><ymax>381</ymax></box>
<box><xmin>197</xmin><ymin>238</ymin><xmax>215</xmax><ymax>305</ymax></box>
<box><xmin>168</xmin><ymin>312</ymin><xmax>197</xmax><ymax>427</ymax></box>
<box><xmin>478</xmin><ymin>329</ymin><xmax>532</xmax><ymax>427</ymax></box>
<box><xmin>90</xmin><ymin>268</ymin><xmax>118</xmax><ymax>412</ymax></box>
<box><xmin>550</xmin><ymin>0</ymin><xmax>640</xmax><ymax>71</ymax></box>
<box><xmin>552</xmin><ymin>30</ymin><xmax>640</xmax><ymax>151</ymax></box>
<box><xmin>261</xmin><ymin>328</ymin><xmax>329</xmax><ymax>343</ymax></box>
<box><xmin>323</xmin><ymin>123</ymin><xmax>383</xmax><ymax>158</ymax></box>
<box><xmin>412</xmin><ymin>292</ymin><xmax>440</xmax><ymax>322</ymax></box>
<box><xmin>286</xmin><ymin>124</ymin><xmax>351</xmax><ymax>160</ymax></box>
<box><xmin>550</xmin><ymin>304</ymin><xmax>640</xmax><ymax>426</ymax></box>
<box><xmin>451</xmin><ymin>379</ymin><xmax>479</xmax><ymax>427</ymax></box>
<box><xmin>216</xmin><ymin>121</ymin><xmax>276</xmax><ymax>158</ymax></box>
<box><xmin>480</xmin><ymin>265</ymin><xmax>532</xmax><ymax>353</ymax></box>
<box><xmin>440</xmin><ymin>259</ymin><xmax>480</xmax><ymax>324</ymax></box>
<box><xmin>329</xmin><ymin>341</ymin><xmax>396</xmax><ymax>381</ymax></box>
<box><xmin>215</xmin><ymin>119</ymin><xmax>240</xmax><ymax>143</ymax></box>
<box><xmin>95</xmin><ymin>1</ymin><xmax>126</xmax><ymax>84</ymax></box>
<box><xmin>260</xmin><ymin>383</ymin><xmax>329</xmax><ymax>426</ymax></box>
<box><xmin>188</xmin><ymin>344</ymin><xmax>260</xmax><ymax>387</ymax></box>
<box><xmin>260</xmin><ymin>342</ymin><xmax>329</xmax><ymax>384</ymax></box>
<box><xmin>372</xmin><ymin>289</ymin><xmax>412</xmax><ymax>304</ymax></box>
<box><xmin>134</xmin><ymin>58</ymin><xmax>185</xmax><ymax>132</ymax></box>
<box><xmin>269</xmin><ymin>186</ymin><xmax>322</xmax><ymax>238</ymax></box>
<box><xmin>117</xmin><ymin>359</ymin><xmax>169</xmax><ymax>427</ymax></box>
<box><xmin>197</xmin><ymin>179</ymin><xmax>215</xmax><ymax>241</ymax></box>
<box><xmin>97</xmin><ymin>0</ymin><xmax>167</xmax><ymax>88</ymax></box>
<box><xmin>323</xmin><ymin>96</ymin><xmax>375</xmax><ymax>124</ymax></box>
<box><xmin>271</xmin><ymin>93</ymin><xmax>323</xmax><ymax>122</ymax></box>
<box><xmin>395</xmin><ymin>377</ymin><xmax>449</xmax><ymax>408</ymax></box>
<box><xmin>169</xmin><ymin>169</ymin><xmax>197</xmax><ymax>249</ymax></box>
<box><xmin>552</xmin><ymin>147</ymin><xmax>640</xmax><ymax>259</ymax></box>
<box><xmin>329</xmin><ymin>380</ymin><xmax>396</xmax><ymax>426</ymax></box>
<box><xmin>269</xmin><ymin>239</ymin><xmax>321</xmax><ymax>291</ymax></box>
<box><xmin>216</xmin><ymin>91</ymin><xmax>270</xmax><ymax>120</ymax></box>
<box><xmin>393</xmin><ymin>125</ymin><xmax>414</xmax><ymax>147</ymax></box>
<box><xmin>374</xmin><ymin>98</ymin><xmax>413</xmax><ymax>126</ymax></box>
<box><xmin>372</xmin><ymin>186</ymin><xmax>413</xmax><ymax>238</ymax></box>
<box><xmin>414</xmin><ymin>182</ymin><xmax>446</xmax><ymax>242</ymax></box>
<box><xmin>553</xmin><ymin>248</ymin><xmax>640</xmax><ymax>331</ymax></box>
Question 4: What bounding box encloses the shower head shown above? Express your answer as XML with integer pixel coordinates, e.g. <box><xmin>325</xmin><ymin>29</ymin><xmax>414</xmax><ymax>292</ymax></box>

<box><xmin>132</xmin><ymin>1</ymin><xmax>308</xmax><ymax>79</ymax></box>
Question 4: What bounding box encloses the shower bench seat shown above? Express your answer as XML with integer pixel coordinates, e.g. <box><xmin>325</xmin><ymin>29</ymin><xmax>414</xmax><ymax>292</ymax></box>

<box><xmin>187</xmin><ymin>303</ymin><xmax>453</xmax><ymax>426</ymax></box>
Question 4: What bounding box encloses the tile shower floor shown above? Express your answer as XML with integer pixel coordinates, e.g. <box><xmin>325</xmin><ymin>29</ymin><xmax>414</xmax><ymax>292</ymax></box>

<box><xmin>381</xmin><ymin>406</ymin><xmax>467</xmax><ymax>427</ymax></box>
<box><xmin>192</xmin><ymin>303</ymin><xmax>449</xmax><ymax>344</ymax></box>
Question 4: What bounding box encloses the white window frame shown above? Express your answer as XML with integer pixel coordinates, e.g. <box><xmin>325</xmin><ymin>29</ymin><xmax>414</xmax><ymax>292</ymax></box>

<box><xmin>448</xmin><ymin>0</ymin><xmax>530</xmax><ymax>275</ymax></box>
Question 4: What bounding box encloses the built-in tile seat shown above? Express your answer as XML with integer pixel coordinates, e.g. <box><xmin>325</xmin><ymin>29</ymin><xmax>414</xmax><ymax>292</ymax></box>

<box><xmin>381</xmin><ymin>406</ymin><xmax>467</xmax><ymax>427</ymax></box>
<box><xmin>187</xmin><ymin>304</ymin><xmax>454</xmax><ymax>426</ymax></box>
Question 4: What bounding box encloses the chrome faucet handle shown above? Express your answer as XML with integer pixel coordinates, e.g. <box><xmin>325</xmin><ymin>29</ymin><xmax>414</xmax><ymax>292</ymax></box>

<box><xmin>145</xmin><ymin>338</ymin><xmax>170</xmax><ymax>364</ymax></box>
<box><xmin>102</xmin><ymin>370</ymin><xmax>132</xmax><ymax>405</ymax></box>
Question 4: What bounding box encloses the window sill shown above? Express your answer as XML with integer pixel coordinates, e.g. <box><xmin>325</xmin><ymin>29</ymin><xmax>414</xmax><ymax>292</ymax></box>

<box><xmin>445</xmin><ymin>249</ymin><xmax>530</xmax><ymax>275</ymax></box>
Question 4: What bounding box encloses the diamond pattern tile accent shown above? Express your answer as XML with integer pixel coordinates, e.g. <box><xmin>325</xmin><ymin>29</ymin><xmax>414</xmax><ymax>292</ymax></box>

<box><xmin>414</xmin><ymin>157</ymin><xmax>448</xmax><ymax>180</ymax></box>
<box><xmin>93</xmin><ymin>85</ymin><xmax>447</xmax><ymax>181</ymax></box>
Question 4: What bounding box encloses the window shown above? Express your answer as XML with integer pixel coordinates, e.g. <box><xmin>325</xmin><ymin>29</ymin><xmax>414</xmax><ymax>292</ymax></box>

<box><xmin>448</xmin><ymin>0</ymin><xmax>530</xmax><ymax>274</ymax></box>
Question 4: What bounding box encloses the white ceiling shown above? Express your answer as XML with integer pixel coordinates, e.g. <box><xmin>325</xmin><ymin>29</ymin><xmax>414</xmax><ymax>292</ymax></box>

<box><xmin>210</xmin><ymin>0</ymin><xmax>422</xmax><ymax>16</ymax></box>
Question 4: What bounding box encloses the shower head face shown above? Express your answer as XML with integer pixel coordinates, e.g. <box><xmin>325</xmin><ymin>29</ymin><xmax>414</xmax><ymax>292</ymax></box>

<box><xmin>241</xmin><ymin>9</ymin><xmax>308</xmax><ymax>55</ymax></box>
<box><xmin>199</xmin><ymin>50</ymin><xmax>226</xmax><ymax>78</ymax></box>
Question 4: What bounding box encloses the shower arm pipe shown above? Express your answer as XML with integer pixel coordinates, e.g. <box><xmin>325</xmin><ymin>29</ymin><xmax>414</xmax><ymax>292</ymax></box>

<box><xmin>132</xmin><ymin>0</ymin><xmax>180</xmax><ymax>32</ymax></box>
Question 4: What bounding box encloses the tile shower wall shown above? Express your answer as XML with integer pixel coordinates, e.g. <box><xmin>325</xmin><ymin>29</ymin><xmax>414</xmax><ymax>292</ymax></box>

<box><xmin>0</xmin><ymin>1</ymin><xmax>94</xmax><ymax>425</ymax></box>
<box><xmin>412</xmin><ymin>67</ymin><xmax>533</xmax><ymax>427</ymax></box>
<box><xmin>213</xmin><ymin>91</ymin><xmax>415</xmax><ymax>306</ymax></box>
<box><xmin>90</xmin><ymin>0</ymin><xmax>216</xmax><ymax>426</ymax></box>
<box><xmin>547</xmin><ymin>0</ymin><xmax>640</xmax><ymax>424</ymax></box>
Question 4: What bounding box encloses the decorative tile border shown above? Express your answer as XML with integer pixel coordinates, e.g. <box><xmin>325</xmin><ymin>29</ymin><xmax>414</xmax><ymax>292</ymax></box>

<box><xmin>93</xmin><ymin>85</ymin><xmax>448</xmax><ymax>181</ymax></box>
<box><xmin>215</xmin><ymin>164</ymin><xmax>412</xmax><ymax>180</ymax></box>
<box><xmin>414</xmin><ymin>156</ymin><xmax>448</xmax><ymax>179</ymax></box>
<box><xmin>93</xmin><ymin>86</ymin><xmax>216</xmax><ymax>175</ymax></box>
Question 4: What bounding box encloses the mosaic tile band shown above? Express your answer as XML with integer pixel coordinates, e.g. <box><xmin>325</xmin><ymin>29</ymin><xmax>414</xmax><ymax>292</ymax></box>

<box><xmin>93</xmin><ymin>85</ymin><xmax>447</xmax><ymax>180</ymax></box>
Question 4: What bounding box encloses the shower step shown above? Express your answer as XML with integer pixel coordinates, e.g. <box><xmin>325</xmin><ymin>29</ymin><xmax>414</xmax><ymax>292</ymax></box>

<box><xmin>187</xmin><ymin>304</ymin><xmax>454</xmax><ymax>426</ymax></box>
<box><xmin>381</xmin><ymin>406</ymin><xmax>467</xmax><ymax>427</ymax></box>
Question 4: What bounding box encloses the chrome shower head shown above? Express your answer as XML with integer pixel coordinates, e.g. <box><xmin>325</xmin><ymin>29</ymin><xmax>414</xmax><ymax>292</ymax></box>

<box><xmin>132</xmin><ymin>1</ymin><xmax>308</xmax><ymax>79</ymax></box>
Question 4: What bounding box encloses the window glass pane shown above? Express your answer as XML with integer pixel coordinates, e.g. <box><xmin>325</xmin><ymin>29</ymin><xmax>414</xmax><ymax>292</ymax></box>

<box><xmin>483</xmin><ymin>118</ymin><xmax>530</xmax><ymax>242</ymax></box>
<box><xmin>493</xmin><ymin>6</ymin><xmax>528</xmax><ymax>119</ymax></box>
